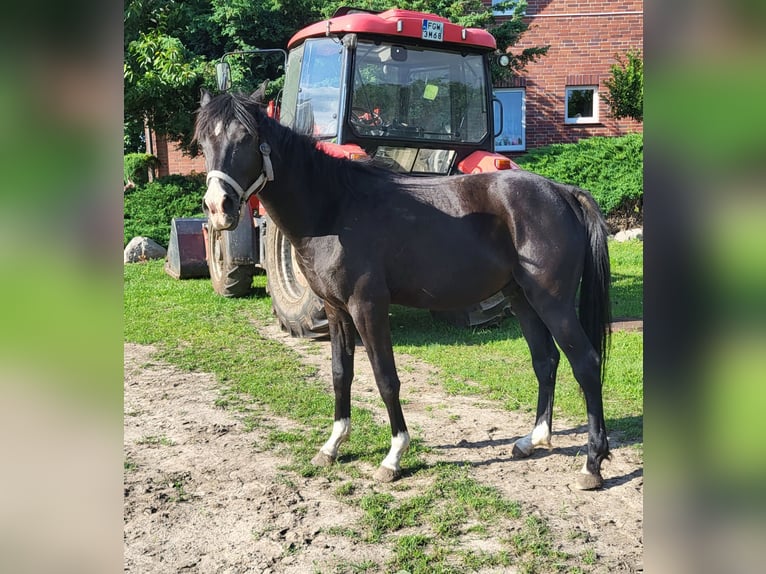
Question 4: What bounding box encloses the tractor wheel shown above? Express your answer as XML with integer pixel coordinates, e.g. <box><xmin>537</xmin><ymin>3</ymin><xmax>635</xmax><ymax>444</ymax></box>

<box><xmin>207</xmin><ymin>225</ymin><xmax>255</xmax><ymax>297</ymax></box>
<box><xmin>264</xmin><ymin>218</ymin><xmax>329</xmax><ymax>339</ymax></box>
<box><xmin>431</xmin><ymin>290</ymin><xmax>513</xmax><ymax>329</ymax></box>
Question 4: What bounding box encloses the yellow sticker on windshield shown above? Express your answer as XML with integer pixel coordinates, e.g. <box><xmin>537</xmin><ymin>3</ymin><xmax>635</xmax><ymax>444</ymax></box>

<box><xmin>423</xmin><ymin>84</ymin><xmax>438</xmax><ymax>100</ymax></box>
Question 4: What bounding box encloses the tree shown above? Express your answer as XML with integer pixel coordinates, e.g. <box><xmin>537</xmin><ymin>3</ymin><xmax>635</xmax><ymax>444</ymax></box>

<box><xmin>487</xmin><ymin>0</ymin><xmax>549</xmax><ymax>79</ymax></box>
<box><xmin>124</xmin><ymin>0</ymin><xmax>216</xmax><ymax>153</ymax></box>
<box><xmin>319</xmin><ymin>0</ymin><xmax>548</xmax><ymax>77</ymax></box>
<box><xmin>124</xmin><ymin>0</ymin><xmax>548</xmax><ymax>155</ymax></box>
<box><xmin>124</xmin><ymin>0</ymin><xmax>323</xmax><ymax>154</ymax></box>
<box><xmin>601</xmin><ymin>50</ymin><xmax>643</xmax><ymax>122</ymax></box>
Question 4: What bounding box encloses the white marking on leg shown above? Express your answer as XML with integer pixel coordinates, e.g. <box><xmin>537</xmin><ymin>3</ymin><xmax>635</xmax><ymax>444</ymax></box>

<box><xmin>580</xmin><ymin>460</ymin><xmax>590</xmax><ymax>474</ymax></box>
<box><xmin>531</xmin><ymin>421</ymin><xmax>551</xmax><ymax>448</ymax></box>
<box><xmin>319</xmin><ymin>418</ymin><xmax>350</xmax><ymax>459</ymax></box>
<box><xmin>380</xmin><ymin>431</ymin><xmax>410</xmax><ymax>472</ymax></box>
<box><xmin>514</xmin><ymin>421</ymin><xmax>551</xmax><ymax>456</ymax></box>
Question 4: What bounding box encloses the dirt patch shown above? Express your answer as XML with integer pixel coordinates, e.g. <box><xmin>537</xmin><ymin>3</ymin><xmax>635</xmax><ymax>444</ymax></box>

<box><xmin>611</xmin><ymin>320</ymin><xmax>643</xmax><ymax>333</ymax></box>
<box><xmin>125</xmin><ymin>329</ymin><xmax>643</xmax><ymax>573</ymax></box>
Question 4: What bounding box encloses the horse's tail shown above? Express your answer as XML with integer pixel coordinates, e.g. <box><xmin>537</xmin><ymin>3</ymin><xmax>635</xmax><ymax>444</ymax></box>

<box><xmin>572</xmin><ymin>187</ymin><xmax>612</xmax><ymax>383</ymax></box>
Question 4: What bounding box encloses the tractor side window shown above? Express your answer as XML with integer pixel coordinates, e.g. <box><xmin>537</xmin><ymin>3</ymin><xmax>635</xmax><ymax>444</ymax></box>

<box><xmin>279</xmin><ymin>44</ymin><xmax>304</xmax><ymax>131</ymax></box>
<box><xmin>295</xmin><ymin>38</ymin><xmax>343</xmax><ymax>138</ymax></box>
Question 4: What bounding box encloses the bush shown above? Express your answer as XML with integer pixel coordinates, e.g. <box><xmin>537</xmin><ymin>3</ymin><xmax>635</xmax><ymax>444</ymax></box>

<box><xmin>124</xmin><ymin>153</ymin><xmax>159</xmax><ymax>186</ymax></box>
<box><xmin>124</xmin><ymin>174</ymin><xmax>206</xmax><ymax>247</ymax></box>
<box><xmin>602</xmin><ymin>50</ymin><xmax>643</xmax><ymax>122</ymax></box>
<box><xmin>514</xmin><ymin>133</ymin><xmax>643</xmax><ymax>221</ymax></box>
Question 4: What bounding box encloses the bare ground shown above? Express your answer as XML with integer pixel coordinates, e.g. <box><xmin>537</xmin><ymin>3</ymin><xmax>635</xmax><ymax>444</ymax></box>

<box><xmin>124</xmin><ymin>324</ymin><xmax>643</xmax><ymax>573</ymax></box>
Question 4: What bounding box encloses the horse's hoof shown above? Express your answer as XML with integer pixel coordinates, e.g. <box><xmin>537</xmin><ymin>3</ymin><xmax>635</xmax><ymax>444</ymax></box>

<box><xmin>575</xmin><ymin>472</ymin><xmax>604</xmax><ymax>490</ymax></box>
<box><xmin>373</xmin><ymin>466</ymin><xmax>401</xmax><ymax>483</ymax></box>
<box><xmin>311</xmin><ymin>451</ymin><xmax>335</xmax><ymax>467</ymax></box>
<box><xmin>512</xmin><ymin>442</ymin><xmax>532</xmax><ymax>459</ymax></box>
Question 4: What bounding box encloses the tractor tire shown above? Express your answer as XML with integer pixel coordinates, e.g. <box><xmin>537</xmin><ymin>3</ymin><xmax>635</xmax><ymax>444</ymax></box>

<box><xmin>264</xmin><ymin>218</ymin><xmax>329</xmax><ymax>339</ymax></box>
<box><xmin>207</xmin><ymin>226</ymin><xmax>255</xmax><ymax>297</ymax></box>
<box><xmin>431</xmin><ymin>289</ymin><xmax>513</xmax><ymax>329</ymax></box>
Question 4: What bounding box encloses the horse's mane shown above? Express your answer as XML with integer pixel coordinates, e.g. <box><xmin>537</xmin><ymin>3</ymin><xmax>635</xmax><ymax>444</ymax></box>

<box><xmin>194</xmin><ymin>91</ymin><xmax>430</xmax><ymax>201</ymax></box>
<box><xmin>194</xmin><ymin>91</ymin><xmax>259</xmax><ymax>142</ymax></box>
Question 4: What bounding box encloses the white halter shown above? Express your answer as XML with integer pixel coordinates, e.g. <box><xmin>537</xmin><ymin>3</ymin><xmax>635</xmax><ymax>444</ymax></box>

<box><xmin>206</xmin><ymin>142</ymin><xmax>274</xmax><ymax>203</ymax></box>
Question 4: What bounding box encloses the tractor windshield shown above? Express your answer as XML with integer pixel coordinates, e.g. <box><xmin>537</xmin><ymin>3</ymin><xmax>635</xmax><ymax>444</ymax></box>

<box><xmin>350</xmin><ymin>40</ymin><xmax>489</xmax><ymax>144</ymax></box>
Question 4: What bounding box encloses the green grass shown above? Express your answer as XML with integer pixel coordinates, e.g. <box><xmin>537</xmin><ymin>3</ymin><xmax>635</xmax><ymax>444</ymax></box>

<box><xmin>124</xmin><ymin>241</ymin><xmax>642</xmax><ymax>571</ymax></box>
<box><xmin>349</xmin><ymin>463</ymin><xmax>525</xmax><ymax>572</ymax></box>
<box><xmin>136</xmin><ymin>435</ymin><xmax>175</xmax><ymax>446</ymax></box>
<box><xmin>609</xmin><ymin>238</ymin><xmax>643</xmax><ymax>319</ymax></box>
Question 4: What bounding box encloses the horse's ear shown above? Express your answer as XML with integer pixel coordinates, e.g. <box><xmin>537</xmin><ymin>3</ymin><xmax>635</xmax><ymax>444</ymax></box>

<box><xmin>251</xmin><ymin>81</ymin><xmax>269</xmax><ymax>105</ymax></box>
<box><xmin>200</xmin><ymin>88</ymin><xmax>212</xmax><ymax>106</ymax></box>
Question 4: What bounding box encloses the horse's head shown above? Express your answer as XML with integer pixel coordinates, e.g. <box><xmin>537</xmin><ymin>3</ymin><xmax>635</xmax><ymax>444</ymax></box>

<box><xmin>196</xmin><ymin>85</ymin><xmax>272</xmax><ymax>231</ymax></box>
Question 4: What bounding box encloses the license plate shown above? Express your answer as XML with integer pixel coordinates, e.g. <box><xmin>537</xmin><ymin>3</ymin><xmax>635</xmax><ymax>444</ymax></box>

<box><xmin>422</xmin><ymin>20</ymin><xmax>444</xmax><ymax>42</ymax></box>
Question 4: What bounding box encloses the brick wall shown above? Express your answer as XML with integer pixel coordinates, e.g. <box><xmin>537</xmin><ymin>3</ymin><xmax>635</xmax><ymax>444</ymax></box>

<box><xmin>493</xmin><ymin>0</ymin><xmax>643</xmax><ymax>152</ymax></box>
<box><xmin>149</xmin><ymin>131</ymin><xmax>206</xmax><ymax>178</ymax></box>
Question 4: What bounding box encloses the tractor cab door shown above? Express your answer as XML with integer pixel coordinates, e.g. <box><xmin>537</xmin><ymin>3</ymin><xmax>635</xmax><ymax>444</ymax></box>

<box><xmin>279</xmin><ymin>37</ymin><xmax>347</xmax><ymax>140</ymax></box>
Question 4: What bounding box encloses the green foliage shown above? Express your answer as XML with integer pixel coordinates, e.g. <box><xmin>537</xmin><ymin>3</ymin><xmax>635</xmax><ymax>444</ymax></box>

<box><xmin>602</xmin><ymin>50</ymin><xmax>644</xmax><ymax>122</ymax></box>
<box><xmin>489</xmin><ymin>1</ymin><xmax>549</xmax><ymax>81</ymax></box>
<box><xmin>124</xmin><ymin>27</ymin><xmax>209</xmax><ymax>152</ymax></box>
<box><xmin>123</xmin><ymin>174</ymin><xmax>206</xmax><ymax>246</ymax></box>
<box><xmin>124</xmin><ymin>1</ymin><xmax>223</xmax><ymax>154</ymax></box>
<box><xmin>123</xmin><ymin>153</ymin><xmax>159</xmax><ymax>186</ymax></box>
<box><xmin>515</xmin><ymin>133</ymin><xmax>644</xmax><ymax>217</ymax></box>
<box><xmin>124</xmin><ymin>0</ymin><xmax>548</xmax><ymax>152</ymax></box>
<box><xmin>320</xmin><ymin>0</ymin><xmax>548</xmax><ymax>80</ymax></box>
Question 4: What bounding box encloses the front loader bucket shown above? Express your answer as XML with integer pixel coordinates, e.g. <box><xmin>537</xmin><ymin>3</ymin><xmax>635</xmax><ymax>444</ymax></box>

<box><xmin>164</xmin><ymin>217</ymin><xmax>210</xmax><ymax>279</ymax></box>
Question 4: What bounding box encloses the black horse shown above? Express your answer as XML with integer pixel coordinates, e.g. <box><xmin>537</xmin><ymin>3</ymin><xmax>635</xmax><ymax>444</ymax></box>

<box><xmin>197</xmin><ymin>89</ymin><xmax>612</xmax><ymax>490</ymax></box>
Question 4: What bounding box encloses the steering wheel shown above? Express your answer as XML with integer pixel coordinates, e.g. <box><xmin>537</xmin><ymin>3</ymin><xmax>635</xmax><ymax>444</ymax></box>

<box><xmin>350</xmin><ymin>106</ymin><xmax>383</xmax><ymax>128</ymax></box>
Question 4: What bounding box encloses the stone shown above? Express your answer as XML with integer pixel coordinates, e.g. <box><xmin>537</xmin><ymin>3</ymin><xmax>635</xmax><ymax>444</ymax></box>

<box><xmin>613</xmin><ymin>228</ymin><xmax>643</xmax><ymax>242</ymax></box>
<box><xmin>124</xmin><ymin>236</ymin><xmax>167</xmax><ymax>263</ymax></box>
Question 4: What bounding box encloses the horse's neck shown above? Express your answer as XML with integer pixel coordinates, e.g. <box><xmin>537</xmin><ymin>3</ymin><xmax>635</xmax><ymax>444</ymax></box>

<box><xmin>259</xmin><ymin>125</ymin><xmax>340</xmax><ymax>239</ymax></box>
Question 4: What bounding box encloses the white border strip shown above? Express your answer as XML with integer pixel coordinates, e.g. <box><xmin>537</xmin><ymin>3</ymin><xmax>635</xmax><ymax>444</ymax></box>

<box><xmin>527</xmin><ymin>11</ymin><xmax>643</xmax><ymax>18</ymax></box>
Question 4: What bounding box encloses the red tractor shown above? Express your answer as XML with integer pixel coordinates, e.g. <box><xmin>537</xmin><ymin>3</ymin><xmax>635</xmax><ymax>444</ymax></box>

<box><xmin>166</xmin><ymin>7</ymin><xmax>520</xmax><ymax>337</ymax></box>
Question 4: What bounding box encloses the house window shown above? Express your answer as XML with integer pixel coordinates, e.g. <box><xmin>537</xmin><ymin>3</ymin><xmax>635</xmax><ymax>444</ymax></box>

<box><xmin>565</xmin><ymin>86</ymin><xmax>599</xmax><ymax>124</ymax></box>
<box><xmin>494</xmin><ymin>88</ymin><xmax>525</xmax><ymax>151</ymax></box>
<box><xmin>491</xmin><ymin>0</ymin><xmax>524</xmax><ymax>17</ymax></box>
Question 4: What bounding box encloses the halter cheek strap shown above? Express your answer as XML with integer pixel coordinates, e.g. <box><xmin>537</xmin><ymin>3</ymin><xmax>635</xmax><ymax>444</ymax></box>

<box><xmin>206</xmin><ymin>142</ymin><xmax>274</xmax><ymax>203</ymax></box>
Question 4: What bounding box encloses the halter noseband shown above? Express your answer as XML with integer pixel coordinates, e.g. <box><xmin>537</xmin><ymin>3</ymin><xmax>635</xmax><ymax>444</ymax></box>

<box><xmin>206</xmin><ymin>142</ymin><xmax>274</xmax><ymax>203</ymax></box>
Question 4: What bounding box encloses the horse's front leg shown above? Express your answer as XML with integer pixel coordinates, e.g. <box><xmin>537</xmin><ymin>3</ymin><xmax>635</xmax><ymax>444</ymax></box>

<box><xmin>311</xmin><ymin>305</ymin><xmax>356</xmax><ymax>467</ymax></box>
<box><xmin>350</xmin><ymin>297</ymin><xmax>409</xmax><ymax>482</ymax></box>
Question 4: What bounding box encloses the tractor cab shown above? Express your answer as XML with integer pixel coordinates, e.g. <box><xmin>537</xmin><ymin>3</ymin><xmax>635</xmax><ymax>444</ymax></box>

<box><xmin>276</xmin><ymin>8</ymin><xmax>510</xmax><ymax>175</ymax></box>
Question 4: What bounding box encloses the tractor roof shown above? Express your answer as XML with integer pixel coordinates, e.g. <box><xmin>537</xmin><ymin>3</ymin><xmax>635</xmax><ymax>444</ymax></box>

<box><xmin>288</xmin><ymin>8</ymin><xmax>497</xmax><ymax>52</ymax></box>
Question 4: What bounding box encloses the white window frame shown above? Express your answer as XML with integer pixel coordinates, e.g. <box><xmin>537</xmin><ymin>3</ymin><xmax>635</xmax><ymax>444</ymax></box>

<box><xmin>565</xmin><ymin>86</ymin><xmax>599</xmax><ymax>124</ymax></box>
<box><xmin>494</xmin><ymin>88</ymin><xmax>526</xmax><ymax>152</ymax></box>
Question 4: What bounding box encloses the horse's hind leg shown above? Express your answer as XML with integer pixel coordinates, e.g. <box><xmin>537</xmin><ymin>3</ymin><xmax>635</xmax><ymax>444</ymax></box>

<box><xmin>532</xmin><ymin>300</ymin><xmax>609</xmax><ymax>490</ymax></box>
<box><xmin>311</xmin><ymin>305</ymin><xmax>356</xmax><ymax>467</ymax></box>
<box><xmin>505</xmin><ymin>285</ymin><xmax>559</xmax><ymax>458</ymax></box>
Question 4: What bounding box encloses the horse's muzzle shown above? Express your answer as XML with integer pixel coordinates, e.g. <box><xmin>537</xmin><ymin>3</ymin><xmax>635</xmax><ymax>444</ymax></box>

<box><xmin>203</xmin><ymin>182</ymin><xmax>240</xmax><ymax>230</ymax></box>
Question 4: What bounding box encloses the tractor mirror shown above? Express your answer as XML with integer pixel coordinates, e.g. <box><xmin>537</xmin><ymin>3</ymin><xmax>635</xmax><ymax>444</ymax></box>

<box><xmin>216</xmin><ymin>62</ymin><xmax>232</xmax><ymax>92</ymax></box>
